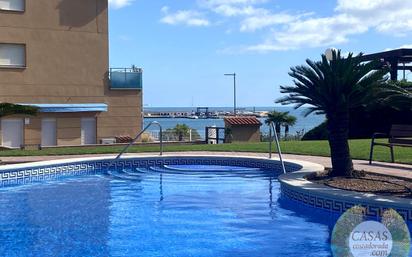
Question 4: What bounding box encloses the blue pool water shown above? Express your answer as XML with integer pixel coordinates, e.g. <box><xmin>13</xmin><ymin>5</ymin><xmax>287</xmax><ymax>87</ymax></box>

<box><xmin>0</xmin><ymin>164</ymin><xmax>392</xmax><ymax>257</ymax></box>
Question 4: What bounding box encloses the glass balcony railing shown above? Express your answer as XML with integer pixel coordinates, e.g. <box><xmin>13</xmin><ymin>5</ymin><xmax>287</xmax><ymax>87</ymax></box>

<box><xmin>109</xmin><ymin>68</ymin><xmax>143</xmax><ymax>90</ymax></box>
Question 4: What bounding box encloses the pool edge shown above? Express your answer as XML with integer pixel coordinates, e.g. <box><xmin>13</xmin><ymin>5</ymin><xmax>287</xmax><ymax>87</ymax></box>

<box><xmin>279</xmin><ymin>166</ymin><xmax>412</xmax><ymax>221</ymax></box>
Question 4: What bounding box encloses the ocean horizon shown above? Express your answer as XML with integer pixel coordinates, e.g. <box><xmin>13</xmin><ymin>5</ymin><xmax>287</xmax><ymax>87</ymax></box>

<box><xmin>143</xmin><ymin>106</ymin><xmax>325</xmax><ymax>139</ymax></box>
<box><xmin>144</xmin><ymin>106</ymin><xmax>301</xmax><ymax>112</ymax></box>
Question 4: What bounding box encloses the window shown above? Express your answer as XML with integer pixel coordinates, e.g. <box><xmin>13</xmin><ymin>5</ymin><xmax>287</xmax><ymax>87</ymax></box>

<box><xmin>0</xmin><ymin>44</ymin><xmax>25</xmax><ymax>68</ymax></box>
<box><xmin>0</xmin><ymin>0</ymin><xmax>24</xmax><ymax>12</ymax></box>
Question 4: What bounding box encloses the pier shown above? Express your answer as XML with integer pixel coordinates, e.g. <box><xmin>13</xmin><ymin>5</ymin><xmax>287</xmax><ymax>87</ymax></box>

<box><xmin>144</xmin><ymin>107</ymin><xmax>269</xmax><ymax>119</ymax></box>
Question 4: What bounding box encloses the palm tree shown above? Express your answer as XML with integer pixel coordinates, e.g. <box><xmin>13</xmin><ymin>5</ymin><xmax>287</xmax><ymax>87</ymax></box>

<box><xmin>379</xmin><ymin>81</ymin><xmax>412</xmax><ymax>110</ymax></box>
<box><xmin>265</xmin><ymin>111</ymin><xmax>284</xmax><ymax>135</ymax></box>
<box><xmin>0</xmin><ymin>103</ymin><xmax>38</xmax><ymax>118</ymax></box>
<box><xmin>173</xmin><ymin>124</ymin><xmax>190</xmax><ymax>141</ymax></box>
<box><xmin>277</xmin><ymin>50</ymin><xmax>387</xmax><ymax>177</ymax></box>
<box><xmin>265</xmin><ymin>111</ymin><xmax>297</xmax><ymax>138</ymax></box>
<box><xmin>283</xmin><ymin>114</ymin><xmax>297</xmax><ymax>138</ymax></box>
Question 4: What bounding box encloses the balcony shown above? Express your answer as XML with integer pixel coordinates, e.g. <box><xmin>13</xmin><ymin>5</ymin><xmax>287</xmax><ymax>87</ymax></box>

<box><xmin>109</xmin><ymin>68</ymin><xmax>143</xmax><ymax>90</ymax></box>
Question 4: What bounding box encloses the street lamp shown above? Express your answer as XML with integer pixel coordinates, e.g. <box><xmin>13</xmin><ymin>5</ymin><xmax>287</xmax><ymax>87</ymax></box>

<box><xmin>224</xmin><ymin>73</ymin><xmax>237</xmax><ymax>115</ymax></box>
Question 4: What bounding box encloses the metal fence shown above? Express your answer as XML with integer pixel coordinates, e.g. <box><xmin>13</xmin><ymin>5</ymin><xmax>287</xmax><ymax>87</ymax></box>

<box><xmin>144</xmin><ymin>130</ymin><xmax>201</xmax><ymax>142</ymax></box>
<box><xmin>260</xmin><ymin>129</ymin><xmax>306</xmax><ymax>142</ymax></box>
<box><xmin>205</xmin><ymin>127</ymin><xmax>226</xmax><ymax>144</ymax></box>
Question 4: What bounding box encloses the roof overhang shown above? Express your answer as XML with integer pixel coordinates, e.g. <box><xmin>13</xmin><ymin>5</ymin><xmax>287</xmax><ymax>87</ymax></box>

<box><xmin>358</xmin><ymin>48</ymin><xmax>412</xmax><ymax>80</ymax></box>
<box><xmin>224</xmin><ymin>116</ymin><xmax>262</xmax><ymax>126</ymax></box>
<box><xmin>19</xmin><ymin>103</ymin><xmax>108</xmax><ymax>113</ymax></box>
<box><xmin>360</xmin><ymin>48</ymin><xmax>412</xmax><ymax>63</ymax></box>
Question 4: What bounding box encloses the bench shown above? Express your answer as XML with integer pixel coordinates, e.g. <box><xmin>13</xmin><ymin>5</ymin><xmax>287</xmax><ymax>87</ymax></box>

<box><xmin>369</xmin><ymin>124</ymin><xmax>412</xmax><ymax>164</ymax></box>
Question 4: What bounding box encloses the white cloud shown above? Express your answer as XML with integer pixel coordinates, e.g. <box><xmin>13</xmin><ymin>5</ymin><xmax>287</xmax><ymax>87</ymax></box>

<box><xmin>212</xmin><ymin>5</ymin><xmax>261</xmax><ymax>17</ymax></box>
<box><xmin>336</xmin><ymin>0</ymin><xmax>412</xmax><ymax>36</ymax></box>
<box><xmin>198</xmin><ymin>0</ymin><xmax>269</xmax><ymax>17</ymax></box>
<box><xmin>281</xmin><ymin>15</ymin><xmax>365</xmax><ymax>47</ymax></box>
<box><xmin>243</xmin><ymin>0</ymin><xmax>412</xmax><ymax>52</ymax></box>
<box><xmin>160</xmin><ymin>6</ymin><xmax>169</xmax><ymax>13</ymax></box>
<box><xmin>335</xmin><ymin>0</ymin><xmax>409</xmax><ymax>13</ymax></box>
<box><xmin>243</xmin><ymin>14</ymin><xmax>367</xmax><ymax>52</ymax></box>
<box><xmin>109</xmin><ymin>0</ymin><xmax>133</xmax><ymax>9</ymax></box>
<box><xmin>198</xmin><ymin>0</ymin><xmax>268</xmax><ymax>7</ymax></box>
<box><xmin>161</xmin><ymin>0</ymin><xmax>275</xmax><ymax>30</ymax></box>
<box><xmin>203</xmin><ymin>0</ymin><xmax>309</xmax><ymax>33</ymax></box>
<box><xmin>240</xmin><ymin>12</ymin><xmax>311</xmax><ymax>32</ymax></box>
<box><xmin>160</xmin><ymin>7</ymin><xmax>210</xmax><ymax>27</ymax></box>
<box><xmin>159</xmin><ymin>0</ymin><xmax>412</xmax><ymax>52</ymax></box>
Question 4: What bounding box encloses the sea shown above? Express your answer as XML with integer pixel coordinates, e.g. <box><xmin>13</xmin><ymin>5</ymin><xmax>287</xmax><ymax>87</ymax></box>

<box><xmin>143</xmin><ymin>107</ymin><xmax>325</xmax><ymax>139</ymax></box>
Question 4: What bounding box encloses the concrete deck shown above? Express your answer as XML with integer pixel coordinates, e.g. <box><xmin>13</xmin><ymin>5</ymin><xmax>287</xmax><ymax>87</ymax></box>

<box><xmin>1</xmin><ymin>151</ymin><xmax>411</xmax><ymax>180</ymax></box>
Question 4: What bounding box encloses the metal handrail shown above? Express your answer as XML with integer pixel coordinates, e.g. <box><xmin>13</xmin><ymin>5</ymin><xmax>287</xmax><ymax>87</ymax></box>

<box><xmin>268</xmin><ymin>122</ymin><xmax>286</xmax><ymax>174</ymax></box>
<box><xmin>113</xmin><ymin>121</ymin><xmax>163</xmax><ymax>162</ymax></box>
<box><xmin>109</xmin><ymin>67</ymin><xmax>143</xmax><ymax>73</ymax></box>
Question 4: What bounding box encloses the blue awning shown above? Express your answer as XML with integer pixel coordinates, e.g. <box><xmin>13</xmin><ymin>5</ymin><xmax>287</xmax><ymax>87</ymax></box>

<box><xmin>19</xmin><ymin>103</ymin><xmax>108</xmax><ymax>113</ymax></box>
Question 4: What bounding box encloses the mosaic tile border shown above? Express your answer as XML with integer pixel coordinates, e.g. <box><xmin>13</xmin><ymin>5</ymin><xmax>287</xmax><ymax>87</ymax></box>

<box><xmin>0</xmin><ymin>156</ymin><xmax>302</xmax><ymax>187</ymax></box>
<box><xmin>280</xmin><ymin>182</ymin><xmax>412</xmax><ymax>222</ymax></box>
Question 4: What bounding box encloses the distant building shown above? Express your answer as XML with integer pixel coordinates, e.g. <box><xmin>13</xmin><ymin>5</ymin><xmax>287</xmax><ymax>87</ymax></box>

<box><xmin>224</xmin><ymin>117</ymin><xmax>262</xmax><ymax>142</ymax></box>
<box><xmin>0</xmin><ymin>0</ymin><xmax>142</xmax><ymax>148</ymax></box>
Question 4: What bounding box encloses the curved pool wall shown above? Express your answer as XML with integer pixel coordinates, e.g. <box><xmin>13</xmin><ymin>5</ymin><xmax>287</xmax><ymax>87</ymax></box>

<box><xmin>279</xmin><ymin>169</ymin><xmax>412</xmax><ymax>222</ymax></box>
<box><xmin>0</xmin><ymin>156</ymin><xmax>337</xmax><ymax>257</ymax></box>
<box><xmin>0</xmin><ymin>155</ymin><xmax>303</xmax><ymax>187</ymax></box>
<box><xmin>3</xmin><ymin>154</ymin><xmax>412</xmax><ymax>223</ymax></box>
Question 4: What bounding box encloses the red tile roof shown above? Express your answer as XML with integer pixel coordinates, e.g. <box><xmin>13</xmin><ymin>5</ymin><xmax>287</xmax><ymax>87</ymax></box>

<box><xmin>224</xmin><ymin>116</ymin><xmax>262</xmax><ymax>126</ymax></box>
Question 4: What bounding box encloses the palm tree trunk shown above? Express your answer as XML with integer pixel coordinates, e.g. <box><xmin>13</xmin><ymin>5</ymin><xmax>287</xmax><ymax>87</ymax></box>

<box><xmin>327</xmin><ymin>111</ymin><xmax>354</xmax><ymax>177</ymax></box>
<box><xmin>275</xmin><ymin>123</ymin><xmax>282</xmax><ymax>140</ymax></box>
<box><xmin>285</xmin><ymin>125</ymin><xmax>289</xmax><ymax>139</ymax></box>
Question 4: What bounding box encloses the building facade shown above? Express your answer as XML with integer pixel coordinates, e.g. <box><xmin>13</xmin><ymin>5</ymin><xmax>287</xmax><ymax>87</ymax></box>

<box><xmin>0</xmin><ymin>0</ymin><xmax>142</xmax><ymax>148</ymax></box>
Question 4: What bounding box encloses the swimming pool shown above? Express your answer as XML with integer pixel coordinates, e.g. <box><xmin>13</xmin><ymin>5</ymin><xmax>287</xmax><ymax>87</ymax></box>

<box><xmin>0</xmin><ymin>156</ymin><xmax>408</xmax><ymax>256</ymax></box>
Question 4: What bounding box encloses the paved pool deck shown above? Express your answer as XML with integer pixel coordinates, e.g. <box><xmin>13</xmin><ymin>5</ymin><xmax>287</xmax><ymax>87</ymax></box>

<box><xmin>1</xmin><ymin>151</ymin><xmax>411</xmax><ymax>180</ymax></box>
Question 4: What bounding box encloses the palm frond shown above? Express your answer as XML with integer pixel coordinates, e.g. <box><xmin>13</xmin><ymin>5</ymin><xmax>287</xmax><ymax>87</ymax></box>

<box><xmin>276</xmin><ymin>49</ymin><xmax>388</xmax><ymax>118</ymax></box>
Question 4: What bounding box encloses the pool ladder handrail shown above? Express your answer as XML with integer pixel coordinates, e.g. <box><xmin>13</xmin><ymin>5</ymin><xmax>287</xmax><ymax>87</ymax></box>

<box><xmin>268</xmin><ymin>122</ymin><xmax>286</xmax><ymax>174</ymax></box>
<box><xmin>114</xmin><ymin>121</ymin><xmax>163</xmax><ymax>161</ymax></box>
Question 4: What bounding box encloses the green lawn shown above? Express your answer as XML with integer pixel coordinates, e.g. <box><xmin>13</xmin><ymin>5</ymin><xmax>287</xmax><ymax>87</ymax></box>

<box><xmin>0</xmin><ymin>139</ymin><xmax>410</xmax><ymax>164</ymax></box>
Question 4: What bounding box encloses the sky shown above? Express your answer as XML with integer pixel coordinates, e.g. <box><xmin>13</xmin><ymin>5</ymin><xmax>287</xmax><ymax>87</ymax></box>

<box><xmin>108</xmin><ymin>0</ymin><xmax>412</xmax><ymax>107</ymax></box>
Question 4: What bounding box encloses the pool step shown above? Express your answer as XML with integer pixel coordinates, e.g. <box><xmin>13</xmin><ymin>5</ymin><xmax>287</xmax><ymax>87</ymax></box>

<box><xmin>106</xmin><ymin>165</ymin><xmax>266</xmax><ymax>180</ymax></box>
<box><xmin>106</xmin><ymin>169</ymin><xmax>143</xmax><ymax>181</ymax></box>
<box><xmin>148</xmin><ymin>166</ymin><xmax>185</xmax><ymax>174</ymax></box>
<box><xmin>162</xmin><ymin>165</ymin><xmax>261</xmax><ymax>172</ymax></box>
